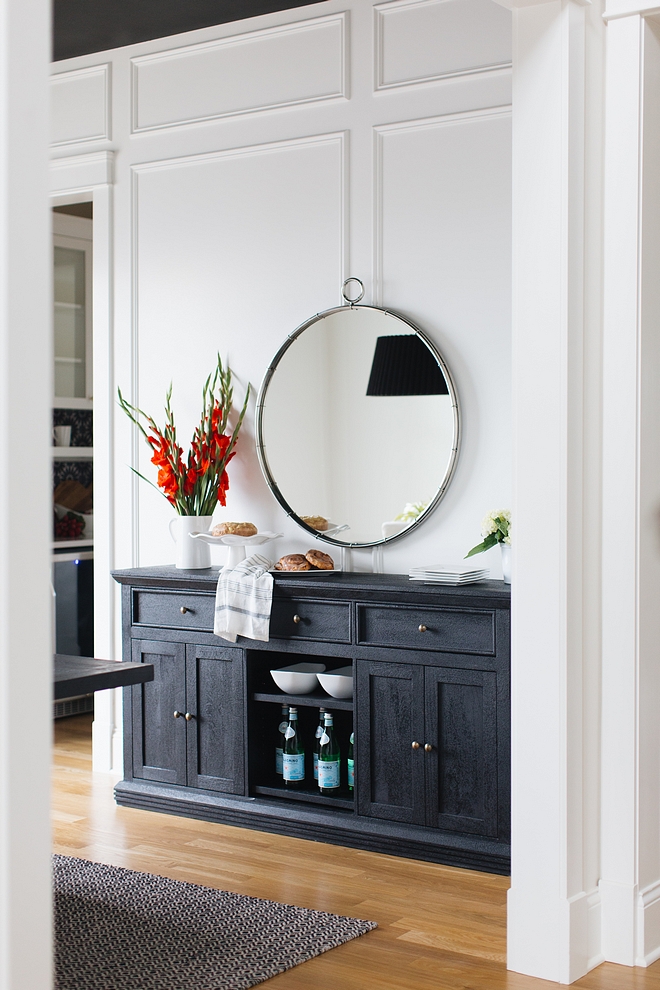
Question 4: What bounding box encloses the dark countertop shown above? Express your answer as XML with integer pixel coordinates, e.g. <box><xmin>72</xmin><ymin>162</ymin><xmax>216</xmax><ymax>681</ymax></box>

<box><xmin>54</xmin><ymin>654</ymin><xmax>154</xmax><ymax>700</ymax></box>
<box><xmin>112</xmin><ymin>566</ymin><xmax>511</xmax><ymax>609</ymax></box>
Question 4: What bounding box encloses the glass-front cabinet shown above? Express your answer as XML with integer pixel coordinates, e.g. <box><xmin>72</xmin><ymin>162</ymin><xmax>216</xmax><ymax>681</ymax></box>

<box><xmin>53</xmin><ymin>211</ymin><xmax>92</xmax><ymax>408</ymax></box>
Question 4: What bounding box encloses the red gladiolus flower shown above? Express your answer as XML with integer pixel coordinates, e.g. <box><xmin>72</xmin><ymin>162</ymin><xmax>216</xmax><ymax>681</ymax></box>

<box><xmin>117</xmin><ymin>355</ymin><xmax>250</xmax><ymax>517</ymax></box>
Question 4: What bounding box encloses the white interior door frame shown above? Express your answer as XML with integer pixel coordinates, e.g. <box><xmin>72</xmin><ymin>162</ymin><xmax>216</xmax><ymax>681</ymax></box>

<box><xmin>51</xmin><ymin>151</ymin><xmax>120</xmax><ymax>772</ymax></box>
<box><xmin>600</xmin><ymin>7</ymin><xmax>660</xmax><ymax>969</ymax></box>
<box><xmin>0</xmin><ymin>0</ymin><xmax>53</xmax><ymax>985</ymax></box>
<box><xmin>492</xmin><ymin>0</ymin><xmax>606</xmax><ymax>982</ymax></box>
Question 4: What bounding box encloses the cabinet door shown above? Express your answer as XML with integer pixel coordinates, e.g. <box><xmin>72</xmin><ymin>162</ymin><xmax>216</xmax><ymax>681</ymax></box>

<box><xmin>185</xmin><ymin>645</ymin><xmax>246</xmax><ymax>794</ymax></box>
<box><xmin>356</xmin><ymin>660</ymin><xmax>426</xmax><ymax>825</ymax></box>
<box><xmin>131</xmin><ymin>639</ymin><xmax>187</xmax><ymax>786</ymax></box>
<box><xmin>424</xmin><ymin>666</ymin><xmax>498</xmax><ymax>836</ymax></box>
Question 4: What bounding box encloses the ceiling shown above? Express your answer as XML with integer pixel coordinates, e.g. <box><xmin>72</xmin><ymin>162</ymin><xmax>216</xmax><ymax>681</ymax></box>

<box><xmin>53</xmin><ymin>0</ymin><xmax>327</xmax><ymax>61</ymax></box>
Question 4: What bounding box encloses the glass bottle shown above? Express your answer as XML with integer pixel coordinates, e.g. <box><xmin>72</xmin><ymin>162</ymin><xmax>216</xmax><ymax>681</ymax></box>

<box><xmin>318</xmin><ymin>712</ymin><xmax>340</xmax><ymax>794</ymax></box>
<box><xmin>313</xmin><ymin>707</ymin><xmax>326</xmax><ymax>781</ymax></box>
<box><xmin>347</xmin><ymin>731</ymin><xmax>354</xmax><ymax>791</ymax></box>
<box><xmin>282</xmin><ymin>706</ymin><xmax>305</xmax><ymax>788</ymax></box>
<box><xmin>275</xmin><ymin>703</ymin><xmax>288</xmax><ymax>776</ymax></box>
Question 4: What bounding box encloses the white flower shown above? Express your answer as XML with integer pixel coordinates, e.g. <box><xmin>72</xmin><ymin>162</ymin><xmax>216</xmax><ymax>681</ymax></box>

<box><xmin>395</xmin><ymin>500</ymin><xmax>429</xmax><ymax>522</ymax></box>
<box><xmin>481</xmin><ymin>509</ymin><xmax>511</xmax><ymax>542</ymax></box>
<box><xmin>481</xmin><ymin>511</ymin><xmax>499</xmax><ymax>538</ymax></box>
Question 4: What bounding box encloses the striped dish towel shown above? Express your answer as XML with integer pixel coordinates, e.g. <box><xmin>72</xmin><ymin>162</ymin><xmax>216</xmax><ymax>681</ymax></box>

<box><xmin>214</xmin><ymin>553</ymin><xmax>274</xmax><ymax>643</ymax></box>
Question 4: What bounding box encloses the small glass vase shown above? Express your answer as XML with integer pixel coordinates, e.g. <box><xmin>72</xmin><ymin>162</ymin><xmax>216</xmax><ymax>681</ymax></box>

<box><xmin>500</xmin><ymin>543</ymin><xmax>511</xmax><ymax>584</ymax></box>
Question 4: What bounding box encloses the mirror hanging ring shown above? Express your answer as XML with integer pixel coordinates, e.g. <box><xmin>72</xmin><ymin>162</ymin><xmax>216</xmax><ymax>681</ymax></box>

<box><xmin>256</xmin><ymin>281</ymin><xmax>460</xmax><ymax>549</ymax></box>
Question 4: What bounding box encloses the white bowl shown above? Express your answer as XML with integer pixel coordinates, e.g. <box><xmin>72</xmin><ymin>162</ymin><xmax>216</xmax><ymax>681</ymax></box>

<box><xmin>317</xmin><ymin>666</ymin><xmax>353</xmax><ymax>699</ymax></box>
<box><xmin>270</xmin><ymin>662</ymin><xmax>326</xmax><ymax>695</ymax></box>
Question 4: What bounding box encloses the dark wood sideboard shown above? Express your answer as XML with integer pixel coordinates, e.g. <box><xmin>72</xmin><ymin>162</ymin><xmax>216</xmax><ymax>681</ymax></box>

<box><xmin>112</xmin><ymin>567</ymin><xmax>511</xmax><ymax>875</ymax></box>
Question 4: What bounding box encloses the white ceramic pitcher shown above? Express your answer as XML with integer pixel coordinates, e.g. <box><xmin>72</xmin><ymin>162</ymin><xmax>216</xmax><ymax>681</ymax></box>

<box><xmin>169</xmin><ymin>515</ymin><xmax>213</xmax><ymax>569</ymax></box>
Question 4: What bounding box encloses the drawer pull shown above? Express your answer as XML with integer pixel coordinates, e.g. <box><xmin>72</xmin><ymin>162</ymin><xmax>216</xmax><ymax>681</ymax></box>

<box><xmin>184</xmin><ymin>712</ymin><xmax>194</xmax><ymax>721</ymax></box>
<box><xmin>292</xmin><ymin>614</ymin><xmax>302</xmax><ymax>624</ymax></box>
<box><xmin>418</xmin><ymin>624</ymin><xmax>427</xmax><ymax>633</ymax></box>
<box><xmin>173</xmin><ymin>710</ymin><xmax>183</xmax><ymax>719</ymax></box>
<box><xmin>180</xmin><ymin>606</ymin><xmax>189</xmax><ymax>614</ymax></box>
<box><xmin>424</xmin><ymin>743</ymin><xmax>433</xmax><ymax>753</ymax></box>
<box><xmin>411</xmin><ymin>740</ymin><xmax>420</xmax><ymax>750</ymax></box>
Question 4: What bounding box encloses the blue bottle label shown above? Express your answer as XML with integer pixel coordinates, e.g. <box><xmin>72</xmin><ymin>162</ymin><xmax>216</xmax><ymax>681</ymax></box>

<box><xmin>283</xmin><ymin>752</ymin><xmax>305</xmax><ymax>781</ymax></box>
<box><xmin>313</xmin><ymin>754</ymin><xmax>318</xmax><ymax>779</ymax></box>
<box><xmin>318</xmin><ymin>759</ymin><xmax>340</xmax><ymax>789</ymax></box>
<box><xmin>276</xmin><ymin>746</ymin><xmax>283</xmax><ymax>775</ymax></box>
<box><xmin>348</xmin><ymin>757</ymin><xmax>354</xmax><ymax>789</ymax></box>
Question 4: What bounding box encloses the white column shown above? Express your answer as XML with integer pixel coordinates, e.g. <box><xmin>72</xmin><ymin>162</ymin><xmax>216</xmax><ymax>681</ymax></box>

<box><xmin>0</xmin><ymin>0</ymin><xmax>53</xmax><ymax>985</ymax></box>
<box><xmin>493</xmin><ymin>0</ymin><xmax>606</xmax><ymax>981</ymax></box>
<box><xmin>600</xmin><ymin>10</ymin><xmax>660</xmax><ymax>968</ymax></box>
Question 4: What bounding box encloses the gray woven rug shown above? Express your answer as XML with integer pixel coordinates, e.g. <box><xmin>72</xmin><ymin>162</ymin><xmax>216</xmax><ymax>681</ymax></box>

<box><xmin>54</xmin><ymin>855</ymin><xmax>376</xmax><ymax>990</ymax></box>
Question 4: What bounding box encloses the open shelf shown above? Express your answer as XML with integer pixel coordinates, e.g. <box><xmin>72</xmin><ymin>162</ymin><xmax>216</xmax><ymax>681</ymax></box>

<box><xmin>252</xmin><ymin>690</ymin><xmax>353</xmax><ymax>711</ymax></box>
<box><xmin>252</xmin><ymin>783</ymin><xmax>354</xmax><ymax>810</ymax></box>
<box><xmin>52</xmin><ymin>447</ymin><xmax>93</xmax><ymax>460</ymax></box>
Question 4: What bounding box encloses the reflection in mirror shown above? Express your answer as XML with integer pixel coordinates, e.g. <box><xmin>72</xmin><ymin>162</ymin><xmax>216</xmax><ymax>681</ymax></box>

<box><xmin>258</xmin><ymin>306</ymin><xmax>459</xmax><ymax>547</ymax></box>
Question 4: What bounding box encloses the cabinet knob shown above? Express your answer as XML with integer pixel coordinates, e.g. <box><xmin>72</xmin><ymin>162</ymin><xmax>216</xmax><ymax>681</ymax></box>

<box><xmin>292</xmin><ymin>614</ymin><xmax>301</xmax><ymax>624</ymax></box>
<box><xmin>424</xmin><ymin>743</ymin><xmax>433</xmax><ymax>753</ymax></box>
<box><xmin>184</xmin><ymin>712</ymin><xmax>194</xmax><ymax>721</ymax></box>
<box><xmin>173</xmin><ymin>710</ymin><xmax>183</xmax><ymax>719</ymax></box>
<box><xmin>411</xmin><ymin>740</ymin><xmax>420</xmax><ymax>750</ymax></box>
<box><xmin>180</xmin><ymin>606</ymin><xmax>188</xmax><ymax>614</ymax></box>
<box><xmin>418</xmin><ymin>624</ymin><xmax>427</xmax><ymax>633</ymax></box>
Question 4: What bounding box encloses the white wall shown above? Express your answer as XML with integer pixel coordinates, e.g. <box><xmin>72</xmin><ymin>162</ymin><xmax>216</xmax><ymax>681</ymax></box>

<box><xmin>50</xmin><ymin>0</ymin><xmax>512</xmax><ymax>589</ymax></box>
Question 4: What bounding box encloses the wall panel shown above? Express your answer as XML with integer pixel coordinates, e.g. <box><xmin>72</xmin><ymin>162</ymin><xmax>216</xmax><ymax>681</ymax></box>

<box><xmin>373</xmin><ymin>108</ymin><xmax>511</xmax><ymax>573</ymax></box>
<box><xmin>51</xmin><ymin>64</ymin><xmax>110</xmax><ymax>145</ymax></box>
<box><xmin>131</xmin><ymin>134</ymin><xmax>346</xmax><ymax>563</ymax></box>
<box><xmin>375</xmin><ymin>0</ymin><xmax>511</xmax><ymax>91</ymax></box>
<box><xmin>131</xmin><ymin>13</ymin><xmax>346</xmax><ymax>132</ymax></box>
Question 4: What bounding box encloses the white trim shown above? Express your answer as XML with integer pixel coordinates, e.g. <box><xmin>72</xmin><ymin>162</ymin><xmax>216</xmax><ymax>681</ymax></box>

<box><xmin>603</xmin><ymin>1</ymin><xmax>660</xmax><ymax>21</ymax></box>
<box><xmin>637</xmin><ymin>881</ymin><xmax>660</xmax><ymax>966</ymax></box>
<box><xmin>0</xmin><ymin>0</ymin><xmax>52</xmax><ymax>983</ymax></box>
<box><xmin>50</xmin><ymin>159</ymin><xmax>118</xmax><ymax>773</ymax></box>
<box><xmin>50</xmin><ymin>150</ymin><xmax>114</xmax><ymax>193</ymax></box>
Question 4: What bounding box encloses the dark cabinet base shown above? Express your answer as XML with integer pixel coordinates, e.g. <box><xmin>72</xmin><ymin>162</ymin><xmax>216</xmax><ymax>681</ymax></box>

<box><xmin>114</xmin><ymin>778</ymin><xmax>511</xmax><ymax>875</ymax></box>
<box><xmin>113</xmin><ymin>568</ymin><xmax>511</xmax><ymax>877</ymax></box>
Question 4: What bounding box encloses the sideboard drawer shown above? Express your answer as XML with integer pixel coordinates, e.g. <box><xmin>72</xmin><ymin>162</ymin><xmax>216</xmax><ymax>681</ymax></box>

<box><xmin>270</xmin><ymin>598</ymin><xmax>351</xmax><ymax>644</ymax></box>
<box><xmin>357</xmin><ymin>604</ymin><xmax>495</xmax><ymax>655</ymax></box>
<box><xmin>132</xmin><ymin>590</ymin><xmax>215</xmax><ymax>631</ymax></box>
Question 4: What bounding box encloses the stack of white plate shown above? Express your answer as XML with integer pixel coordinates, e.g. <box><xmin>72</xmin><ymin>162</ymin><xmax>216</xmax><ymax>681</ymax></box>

<box><xmin>409</xmin><ymin>562</ymin><xmax>489</xmax><ymax>585</ymax></box>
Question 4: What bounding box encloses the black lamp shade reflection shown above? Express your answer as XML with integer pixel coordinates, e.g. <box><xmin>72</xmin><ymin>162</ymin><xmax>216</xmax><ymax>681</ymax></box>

<box><xmin>366</xmin><ymin>334</ymin><xmax>449</xmax><ymax>396</ymax></box>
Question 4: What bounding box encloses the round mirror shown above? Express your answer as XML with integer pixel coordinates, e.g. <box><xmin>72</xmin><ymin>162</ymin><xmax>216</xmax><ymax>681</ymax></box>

<box><xmin>256</xmin><ymin>301</ymin><xmax>460</xmax><ymax>547</ymax></box>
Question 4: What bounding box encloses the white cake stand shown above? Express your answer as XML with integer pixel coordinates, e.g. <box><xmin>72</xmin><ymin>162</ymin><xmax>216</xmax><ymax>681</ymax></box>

<box><xmin>190</xmin><ymin>531</ymin><xmax>282</xmax><ymax>569</ymax></box>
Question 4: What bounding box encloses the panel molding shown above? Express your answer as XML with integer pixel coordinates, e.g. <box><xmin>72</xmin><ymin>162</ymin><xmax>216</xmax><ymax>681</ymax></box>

<box><xmin>374</xmin><ymin>0</ymin><xmax>511</xmax><ymax>94</ymax></box>
<box><xmin>129</xmin><ymin>131</ymin><xmax>347</xmax><ymax>563</ymax></box>
<box><xmin>50</xmin><ymin>63</ymin><xmax>111</xmax><ymax>147</ymax></box>
<box><xmin>373</xmin><ymin>105</ymin><xmax>511</xmax><ymax>305</ymax></box>
<box><xmin>50</xmin><ymin>150</ymin><xmax>114</xmax><ymax>193</ymax></box>
<box><xmin>131</xmin><ymin>11</ymin><xmax>347</xmax><ymax>134</ymax></box>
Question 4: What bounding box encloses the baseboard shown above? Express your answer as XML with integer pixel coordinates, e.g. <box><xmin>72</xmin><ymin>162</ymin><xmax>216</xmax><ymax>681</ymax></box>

<box><xmin>111</xmin><ymin>724</ymin><xmax>124</xmax><ymax>775</ymax></box>
<box><xmin>564</xmin><ymin>888</ymin><xmax>603</xmax><ymax>983</ymax></box>
<box><xmin>637</xmin><ymin>880</ymin><xmax>660</xmax><ymax>966</ymax></box>
<box><xmin>600</xmin><ymin>879</ymin><xmax>637</xmax><ymax>965</ymax></box>
<box><xmin>507</xmin><ymin>887</ymin><xmax>602</xmax><ymax>983</ymax></box>
<box><xmin>115</xmin><ymin>779</ymin><xmax>512</xmax><ymax>875</ymax></box>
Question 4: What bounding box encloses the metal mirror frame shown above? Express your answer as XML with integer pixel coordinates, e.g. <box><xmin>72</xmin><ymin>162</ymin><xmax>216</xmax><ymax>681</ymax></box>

<box><xmin>256</xmin><ymin>301</ymin><xmax>461</xmax><ymax>548</ymax></box>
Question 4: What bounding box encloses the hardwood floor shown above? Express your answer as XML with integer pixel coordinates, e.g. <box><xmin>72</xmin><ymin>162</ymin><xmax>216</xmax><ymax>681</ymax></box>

<box><xmin>53</xmin><ymin>714</ymin><xmax>660</xmax><ymax>990</ymax></box>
